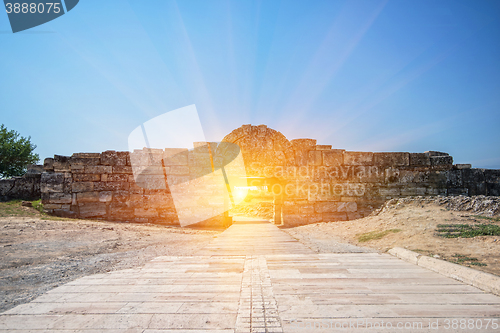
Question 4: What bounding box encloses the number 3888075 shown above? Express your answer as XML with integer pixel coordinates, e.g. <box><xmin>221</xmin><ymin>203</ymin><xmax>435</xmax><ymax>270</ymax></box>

<box><xmin>5</xmin><ymin>3</ymin><xmax>62</xmax><ymax>14</ymax></box>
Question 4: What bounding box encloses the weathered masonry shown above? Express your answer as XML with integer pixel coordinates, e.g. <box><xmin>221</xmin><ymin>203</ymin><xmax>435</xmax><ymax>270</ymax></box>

<box><xmin>41</xmin><ymin>125</ymin><xmax>500</xmax><ymax>227</ymax></box>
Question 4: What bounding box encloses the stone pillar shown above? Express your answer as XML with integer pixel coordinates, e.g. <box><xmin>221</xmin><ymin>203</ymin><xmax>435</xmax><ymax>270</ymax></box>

<box><xmin>273</xmin><ymin>194</ymin><xmax>282</xmax><ymax>225</ymax></box>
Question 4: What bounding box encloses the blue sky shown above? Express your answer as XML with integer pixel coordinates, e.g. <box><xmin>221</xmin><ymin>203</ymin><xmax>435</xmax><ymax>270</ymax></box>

<box><xmin>1</xmin><ymin>0</ymin><xmax>499</xmax><ymax>168</ymax></box>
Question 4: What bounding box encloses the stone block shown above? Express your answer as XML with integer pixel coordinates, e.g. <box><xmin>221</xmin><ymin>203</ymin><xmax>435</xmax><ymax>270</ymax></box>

<box><xmin>69</xmin><ymin>157</ymin><xmax>100</xmax><ymax>166</ymax></box>
<box><xmin>315</xmin><ymin>145</ymin><xmax>332</xmax><ymax>150</ymax></box>
<box><xmin>0</xmin><ymin>179</ymin><xmax>15</xmax><ymax>196</ymax></box>
<box><xmin>106</xmin><ymin>174</ymin><xmax>129</xmax><ymax>182</ymax></box>
<box><xmin>308</xmin><ymin>151</ymin><xmax>322</xmax><ymax>166</ymax></box>
<box><xmin>448</xmin><ymin>188</ymin><xmax>469</xmax><ymax>196</ymax></box>
<box><xmin>294</xmin><ymin>150</ymin><xmax>309</xmax><ymax>166</ymax></box>
<box><xmin>113</xmin><ymin>166</ymin><xmax>133</xmax><ymax>174</ymax></box>
<box><xmin>108</xmin><ymin>203</ymin><xmax>135</xmax><ymax>219</ymax></box>
<box><xmin>63</xmin><ymin>175</ymin><xmax>72</xmax><ymax>194</ymax></box>
<box><xmin>134</xmin><ymin>174</ymin><xmax>167</xmax><ymax>190</ymax></box>
<box><xmin>159</xmin><ymin>210</ymin><xmax>179</xmax><ymax>221</ymax></box>
<box><xmin>430</xmin><ymin>155</ymin><xmax>453</xmax><ymax>167</ymax></box>
<box><xmin>53</xmin><ymin>161</ymin><xmax>71</xmax><ymax>172</ymax></box>
<box><xmin>314</xmin><ymin>201</ymin><xmax>338</xmax><ymax>213</ymax></box>
<box><xmin>398</xmin><ymin>170</ymin><xmax>430</xmax><ymax>184</ymax></box>
<box><xmin>43</xmin><ymin>204</ymin><xmax>62</xmax><ymax>210</ymax></box>
<box><xmin>166</xmin><ymin>175</ymin><xmax>190</xmax><ymax>186</ymax></box>
<box><xmin>401</xmin><ymin>186</ymin><xmax>427</xmax><ymax>196</ymax></box>
<box><xmin>41</xmin><ymin>173</ymin><xmax>64</xmax><ymax>193</ymax></box>
<box><xmin>135</xmin><ymin>165</ymin><xmax>164</xmax><ymax>175</ymax></box>
<box><xmin>99</xmin><ymin>191</ymin><xmax>113</xmax><ymax>202</ymax></box>
<box><xmin>425</xmin><ymin>151</ymin><xmax>449</xmax><ymax>157</ymax></box>
<box><xmin>374</xmin><ymin>152</ymin><xmax>409</xmax><ymax>166</ymax></box>
<box><xmin>49</xmin><ymin>192</ymin><xmax>72</xmax><ymax>204</ymax></box>
<box><xmin>290</xmin><ymin>139</ymin><xmax>317</xmax><ymax>150</ymax></box>
<box><xmin>85</xmin><ymin>165</ymin><xmax>113</xmax><ymax>174</ymax></box>
<box><xmin>144</xmin><ymin>194</ymin><xmax>174</xmax><ymax>207</ymax></box>
<box><xmin>283</xmin><ymin>203</ymin><xmax>298</xmax><ymax>215</ymax></box>
<box><xmin>188</xmin><ymin>152</ymin><xmax>212</xmax><ymax>169</ymax></box>
<box><xmin>43</xmin><ymin>158</ymin><xmax>54</xmax><ymax>171</ymax></box>
<box><xmin>193</xmin><ymin>142</ymin><xmax>211</xmax><ymax>154</ymax></box>
<box><xmin>71</xmin><ymin>182</ymin><xmax>94</xmax><ymax>193</ymax></box>
<box><xmin>70</xmin><ymin>164</ymin><xmax>85</xmax><ymax>173</ymax></box>
<box><xmin>130</xmin><ymin>150</ymin><xmax>163</xmax><ymax>167</ymax></box>
<box><xmin>72</xmin><ymin>153</ymin><xmax>101</xmax><ymax>158</ymax></box>
<box><xmin>340</xmin><ymin>196</ymin><xmax>358</xmax><ymax>202</ymax></box>
<box><xmin>129</xmin><ymin>182</ymin><xmax>145</xmax><ymax>194</ymax></box>
<box><xmin>307</xmin><ymin>213</ymin><xmax>323</xmax><ymax>223</ymax></box>
<box><xmin>447</xmin><ymin>169</ymin><xmax>463</xmax><ymax>188</ymax></box>
<box><xmin>384</xmin><ymin>167</ymin><xmax>400</xmax><ymax>183</ymax></box>
<box><xmin>134</xmin><ymin>208</ymin><xmax>158</xmax><ymax>218</ymax></box>
<box><xmin>487</xmin><ymin>183</ymin><xmax>500</xmax><ymax>196</ymax></box>
<box><xmin>54</xmin><ymin>155</ymin><xmax>70</xmax><ymax>163</ymax></box>
<box><xmin>462</xmin><ymin>169</ymin><xmax>487</xmax><ymax>196</ymax></box>
<box><xmin>379</xmin><ymin>187</ymin><xmax>401</xmax><ymax>196</ymax></box>
<box><xmin>101</xmin><ymin>151</ymin><xmax>129</xmax><ymax>166</ymax></box>
<box><xmin>322</xmin><ymin>212</ymin><xmax>348</xmax><ymax>221</ymax></box>
<box><xmin>409</xmin><ymin>153</ymin><xmax>430</xmax><ymax>166</ymax></box>
<box><xmin>111</xmin><ymin>190</ymin><xmax>131</xmax><ymax>203</ymax></box>
<box><xmin>343</xmin><ymin>152</ymin><xmax>374</xmax><ymax>166</ymax></box>
<box><xmin>282</xmin><ymin>213</ymin><xmax>306</xmax><ymax>227</ymax></box>
<box><xmin>347</xmin><ymin>212</ymin><xmax>363</xmax><ymax>220</ymax></box>
<box><xmin>168</xmin><ymin>166</ymin><xmax>190</xmax><ymax>175</ymax></box>
<box><xmin>73</xmin><ymin>174</ymin><xmax>100</xmax><ymax>182</ymax></box>
<box><xmin>454</xmin><ymin>164</ymin><xmax>471</xmax><ymax>169</ymax></box>
<box><xmin>189</xmin><ymin>167</ymin><xmax>213</xmax><ymax>178</ymax></box>
<box><xmin>41</xmin><ymin>192</ymin><xmax>50</xmax><ymax>202</ymax></box>
<box><xmin>298</xmin><ymin>204</ymin><xmax>314</xmax><ymax>214</ymax></box>
<box><xmin>337</xmin><ymin>202</ymin><xmax>357</xmax><ymax>212</ymax></box>
<box><xmin>78</xmin><ymin>203</ymin><xmax>107</xmax><ymax>217</ymax></box>
<box><xmin>76</xmin><ymin>192</ymin><xmax>100</xmax><ymax>203</ymax></box>
<box><xmin>94</xmin><ymin>182</ymin><xmax>130</xmax><ymax>191</ymax></box>
<box><xmin>428</xmin><ymin>171</ymin><xmax>448</xmax><ymax>188</ymax></box>
<box><xmin>484</xmin><ymin>169</ymin><xmax>500</xmax><ymax>184</ymax></box>
<box><xmin>322</xmin><ymin>151</ymin><xmax>343</xmax><ymax>166</ymax></box>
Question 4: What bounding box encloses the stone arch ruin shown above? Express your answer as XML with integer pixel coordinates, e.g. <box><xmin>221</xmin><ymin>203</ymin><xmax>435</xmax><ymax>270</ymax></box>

<box><xmin>40</xmin><ymin>124</ymin><xmax>500</xmax><ymax>227</ymax></box>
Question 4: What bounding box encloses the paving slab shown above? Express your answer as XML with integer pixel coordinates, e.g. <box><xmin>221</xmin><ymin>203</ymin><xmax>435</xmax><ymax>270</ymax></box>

<box><xmin>1</xmin><ymin>221</ymin><xmax>500</xmax><ymax>332</ymax></box>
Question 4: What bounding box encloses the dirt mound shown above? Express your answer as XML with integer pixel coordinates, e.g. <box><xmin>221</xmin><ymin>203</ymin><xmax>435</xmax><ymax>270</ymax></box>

<box><xmin>285</xmin><ymin>198</ymin><xmax>500</xmax><ymax>277</ymax></box>
<box><xmin>376</xmin><ymin>195</ymin><xmax>500</xmax><ymax>217</ymax></box>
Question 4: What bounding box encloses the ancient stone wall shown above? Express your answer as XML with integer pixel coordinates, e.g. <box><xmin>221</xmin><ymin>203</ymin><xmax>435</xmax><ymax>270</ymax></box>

<box><xmin>40</xmin><ymin>124</ymin><xmax>500</xmax><ymax>227</ymax></box>
<box><xmin>41</xmin><ymin>145</ymin><xmax>233</xmax><ymax>227</ymax></box>
<box><xmin>221</xmin><ymin>125</ymin><xmax>500</xmax><ymax>227</ymax></box>
<box><xmin>0</xmin><ymin>165</ymin><xmax>43</xmax><ymax>201</ymax></box>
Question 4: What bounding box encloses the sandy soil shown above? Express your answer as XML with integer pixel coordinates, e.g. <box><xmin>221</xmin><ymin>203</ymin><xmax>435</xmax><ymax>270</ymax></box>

<box><xmin>0</xmin><ymin>210</ymin><xmax>219</xmax><ymax>313</ymax></box>
<box><xmin>285</xmin><ymin>202</ymin><xmax>500</xmax><ymax>277</ymax></box>
<box><xmin>1</xmin><ymin>197</ymin><xmax>499</xmax><ymax>313</ymax></box>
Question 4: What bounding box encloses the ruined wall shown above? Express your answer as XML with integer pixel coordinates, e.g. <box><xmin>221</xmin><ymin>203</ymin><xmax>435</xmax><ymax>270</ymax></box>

<box><xmin>40</xmin><ymin>124</ymin><xmax>500</xmax><ymax>227</ymax></box>
<box><xmin>0</xmin><ymin>165</ymin><xmax>43</xmax><ymax>201</ymax></box>
<box><xmin>221</xmin><ymin>125</ymin><xmax>500</xmax><ymax>227</ymax></box>
<box><xmin>41</xmin><ymin>145</ymin><xmax>232</xmax><ymax>227</ymax></box>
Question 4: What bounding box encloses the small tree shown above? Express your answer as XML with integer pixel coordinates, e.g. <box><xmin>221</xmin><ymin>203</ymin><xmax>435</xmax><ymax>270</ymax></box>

<box><xmin>0</xmin><ymin>124</ymin><xmax>39</xmax><ymax>178</ymax></box>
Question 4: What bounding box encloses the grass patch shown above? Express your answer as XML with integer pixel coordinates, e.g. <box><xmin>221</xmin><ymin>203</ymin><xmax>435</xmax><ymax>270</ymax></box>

<box><xmin>0</xmin><ymin>200</ymin><xmax>43</xmax><ymax>217</ymax></box>
<box><xmin>357</xmin><ymin>229</ymin><xmax>401</xmax><ymax>242</ymax></box>
<box><xmin>32</xmin><ymin>199</ymin><xmax>44</xmax><ymax>214</ymax></box>
<box><xmin>436</xmin><ymin>224</ymin><xmax>500</xmax><ymax>238</ymax></box>
<box><xmin>473</xmin><ymin>215</ymin><xmax>500</xmax><ymax>222</ymax></box>
<box><xmin>449</xmin><ymin>254</ymin><xmax>487</xmax><ymax>267</ymax></box>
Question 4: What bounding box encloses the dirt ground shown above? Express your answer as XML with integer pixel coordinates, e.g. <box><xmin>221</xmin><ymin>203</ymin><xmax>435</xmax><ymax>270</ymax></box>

<box><xmin>1</xmin><ymin>197</ymin><xmax>500</xmax><ymax>313</ymax></box>
<box><xmin>285</xmin><ymin>201</ymin><xmax>500</xmax><ymax>277</ymax></box>
<box><xmin>0</xmin><ymin>202</ymin><xmax>220</xmax><ymax>313</ymax></box>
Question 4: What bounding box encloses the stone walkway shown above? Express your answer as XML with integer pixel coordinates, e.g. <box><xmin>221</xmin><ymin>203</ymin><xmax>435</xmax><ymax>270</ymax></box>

<box><xmin>1</xmin><ymin>221</ymin><xmax>500</xmax><ymax>332</ymax></box>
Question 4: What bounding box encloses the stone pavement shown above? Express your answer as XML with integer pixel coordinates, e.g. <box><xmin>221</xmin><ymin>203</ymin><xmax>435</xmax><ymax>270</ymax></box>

<box><xmin>1</xmin><ymin>221</ymin><xmax>500</xmax><ymax>332</ymax></box>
